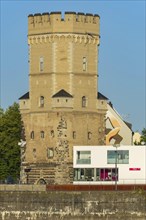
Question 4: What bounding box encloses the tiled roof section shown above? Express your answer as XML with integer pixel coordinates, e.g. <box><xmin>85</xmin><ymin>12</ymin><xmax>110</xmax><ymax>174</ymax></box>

<box><xmin>19</xmin><ymin>92</ymin><xmax>29</xmax><ymax>100</ymax></box>
<box><xmin>97</xmin><ymin>92</ymin><xmax>108</xmax><ymax>100</ymax></box>
<box><xmin>52</xmin><ymin>89</ymin><xmax>73</xmax><ymax>98</ymax></box>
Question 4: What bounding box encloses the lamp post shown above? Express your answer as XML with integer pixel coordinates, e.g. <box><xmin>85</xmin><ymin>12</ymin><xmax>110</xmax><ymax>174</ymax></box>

<box><xmin>24</xmin><ymin>167</ymin><xmax>31</xmax><ymax>184</ymax></box>
<box><xmin>113</xmin><ymin>144</ymin><xmax>120</xmax><ymax>190</ymax></box>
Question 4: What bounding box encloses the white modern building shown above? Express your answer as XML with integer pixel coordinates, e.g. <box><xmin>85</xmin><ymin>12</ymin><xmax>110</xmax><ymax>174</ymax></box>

<box><xmin>73</xmin><ymin>146</ymin><xmax>146</xmax><ymax>185</ymax></box>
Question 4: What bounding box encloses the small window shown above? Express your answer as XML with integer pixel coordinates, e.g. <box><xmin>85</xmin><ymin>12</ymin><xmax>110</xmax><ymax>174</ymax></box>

<box><xmin>30</xmin><ymin>131</ymin><xmax>34</xmax><ymax>139</ymax></box>
<box><xmin>50</xmin><ymin>130</ymin><xmax>54</xmax><ymax>138</ymax></box>
<box><xmin>40</xmin><ymin>57</ymin><xmax>44</xmax><ymax>72</ymax></box>
<box><xmin>33</xmin><ymin>148</ymin><xmax>36</xmax><ymax>158</ymax></box>
<box><xmin>39</xmin><ymin>96</ymin><xmax>44</xmax><ymax>107</ymax></box>
<box><xmin>40</xmin><ymin>131</ymin><xmax>44</xmax><ymax>138</ymax></box>
<box><xmin>47</xmin><ymin>148</ymin><xmax>54</xmax><ymax>158</ymax></box>
<box><xmin>82</xmin><ymin>96</ymin><xmax>86</xmax><ymax>107</ymax></box>
<box><xmin>88</xmin><ymin>132</ymin><xmax>92</xmax><ymax>140</ymax></box>
<box><xmin>73</xmin><ymin>131</ymin><xmax>76</xmax><ymax>139</ymax></box>
<box><xmin>83</xmin><ymin>57</ymin><xmax>87</xmax><ymax>71</ymax></box>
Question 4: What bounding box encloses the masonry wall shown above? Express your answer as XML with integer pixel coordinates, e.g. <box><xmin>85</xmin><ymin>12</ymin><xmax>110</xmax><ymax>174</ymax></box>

<box><xmin>0</xmin><ymin>186</ymin><xmax>146</xmax><ymax>220</ymax></box>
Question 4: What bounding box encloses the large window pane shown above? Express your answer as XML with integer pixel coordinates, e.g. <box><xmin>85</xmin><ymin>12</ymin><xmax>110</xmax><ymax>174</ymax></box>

<box><xmin>107</xmin><ymin>150</ymin><xmax>129</xmax><ymax>164</ymax></box>
<box><xmin>76</xmin><ymin>151</ymin><xmax>91</xmax><ymax>164</ymax></box>
<box><xmin>74</xmin><ymin>168</ymin><xmax>94</xmax><ymax>181</ymax></box>
<box><xmin>74</xmin><ymin>168</ymin><xmax>119</xmax><ymax>182</ymax></box>
<box><xmin>84</xmin><ymin>168</ymin><xmax>94</xmax><ymax>181</ymax></box>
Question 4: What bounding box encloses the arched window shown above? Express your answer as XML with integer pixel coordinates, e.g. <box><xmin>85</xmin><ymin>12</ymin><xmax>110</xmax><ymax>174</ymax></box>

<box><xmin>40</xmin><ymin>96</ymin><xmax>44</xmax><ymax>107</ymax></box>
<box><xmin>40</xmin><ymin>131</ymin><xmax>44</xmax><ymax>138</ymax></box>
<box><xmin>30</xmin><ymin>131</ymin><xmax>34</xmax><ymax>139</ymax></box>
<box><xmin>82</xmin><ymin>96</ymin><xmax>86</xmax><ymax>108</ymax></box>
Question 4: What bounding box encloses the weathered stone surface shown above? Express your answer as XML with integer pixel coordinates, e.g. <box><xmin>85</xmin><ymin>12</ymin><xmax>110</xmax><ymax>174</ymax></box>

<box><xmin>19</xmin><ymin>11</ymin><xmax>107</xmax><ymax>184</ymax></box>
<box><xmin>0</xmin><ymin>189</ymin><xmax>146</xmax><ymax>219</ymax></box>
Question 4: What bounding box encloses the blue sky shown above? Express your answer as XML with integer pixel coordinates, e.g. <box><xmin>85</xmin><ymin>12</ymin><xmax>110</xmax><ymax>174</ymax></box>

<box><xmin>0</xmin><ymin>0</ymin><xmax>145</xmax><ymax>132</ymax></box>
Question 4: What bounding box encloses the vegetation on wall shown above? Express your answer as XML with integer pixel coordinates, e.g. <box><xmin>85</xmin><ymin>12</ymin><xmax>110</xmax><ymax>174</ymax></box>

<box><xmin>0</xmin><ymin>103</ymin><xmax>22</xmax><ymax>183</ymax></box>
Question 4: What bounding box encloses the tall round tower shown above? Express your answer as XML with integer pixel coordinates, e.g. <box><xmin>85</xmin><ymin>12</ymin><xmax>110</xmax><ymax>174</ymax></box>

<box><xmin>19</xmin><ymin>12</ymin><xmax>107</xmax><ymax>184</ymax></box>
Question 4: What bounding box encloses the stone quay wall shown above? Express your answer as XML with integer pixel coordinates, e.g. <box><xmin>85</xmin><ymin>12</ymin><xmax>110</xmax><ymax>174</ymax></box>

<box><xmin>0</xmin><ymin>185</ymin><xmax>146</xmax><ymax>220</ymax></box>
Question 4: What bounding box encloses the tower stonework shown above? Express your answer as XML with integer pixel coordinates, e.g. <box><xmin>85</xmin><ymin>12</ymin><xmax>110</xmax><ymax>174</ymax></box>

<box><xmin>19</xmin><ymin>12</ymin><xmax>107</xmax><ymax>184</ymax></box>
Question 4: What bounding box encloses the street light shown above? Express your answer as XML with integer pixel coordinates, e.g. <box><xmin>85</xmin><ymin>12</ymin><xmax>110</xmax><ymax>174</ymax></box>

<box><xmin>113</xmin><ymin>144</ymin><xmax>120</xmax><ymax>190</ymax></box>
<box><xmin>24</xmin><ymin>167</ymin><xmax>31</xmax><ymax>184</ymax></box>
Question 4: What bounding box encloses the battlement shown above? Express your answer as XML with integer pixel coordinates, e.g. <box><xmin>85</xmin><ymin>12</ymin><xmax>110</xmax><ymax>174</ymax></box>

<box><xmin>28</xmin><ymin>12</ymin><xmax>100</xmax><ymax>36</ymax></box>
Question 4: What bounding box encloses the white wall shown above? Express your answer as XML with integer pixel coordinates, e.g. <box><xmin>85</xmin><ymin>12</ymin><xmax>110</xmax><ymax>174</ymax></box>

<box><xmin>106</xmin><ymin>104</ymin><xmax>133</xmax><ymax>145</ymax></box>
<box><xmin>73</xmin><ymin>145</ymin><xmax>146</xmax><ymax>184</ymax></box>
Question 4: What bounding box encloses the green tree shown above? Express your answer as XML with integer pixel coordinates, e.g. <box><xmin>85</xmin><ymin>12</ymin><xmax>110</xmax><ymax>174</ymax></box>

<box><xmin>0</xmin><ymin>107</ymin><xmax>4</xmax><ymax>117</ymax></box>
<box><xmin>0</xmin><ymin>103</ymin><xmax>22</xmax><ymax>182</ymax></box>
<box><xmin>140</xmin><ymin>128</ymin><xmax>146</xmax><ymax>144</ymax></box>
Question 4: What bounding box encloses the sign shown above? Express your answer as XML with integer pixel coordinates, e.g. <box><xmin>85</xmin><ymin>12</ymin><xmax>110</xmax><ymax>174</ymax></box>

<box><xmin>129</xmin><ymin>168</ymin><xmax>141</xmax><ymax>171</ymax></box>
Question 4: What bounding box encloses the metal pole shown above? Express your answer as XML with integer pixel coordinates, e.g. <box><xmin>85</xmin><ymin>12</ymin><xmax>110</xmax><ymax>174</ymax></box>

<box><xmin>115</xmin><ymin>146</ymin><xmax>117</xmax><ymax>190</ymax></box>
<box><xmin>113</xmin><ymin>144</ymin><xmax>120</xmax><ymax>190</ymax></box>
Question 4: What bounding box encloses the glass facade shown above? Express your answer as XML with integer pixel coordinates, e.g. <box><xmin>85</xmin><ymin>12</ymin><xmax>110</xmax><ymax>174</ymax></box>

<box><xmin>74</xmin><ymin>168</ymin><xmax>118</xmax><ymax>182</ymax></box>
<box><xmin>74</xmin><ymin>168</ymin><xmax>94</xmax><ymax>181</ymax></box>
<box><xmin>76</xmin><ymin>151</ymin><xmax>91</xmax><ymax>164</ymax></box>
<box><xmin>107</xmin><ymin>150</ymin><xmax>129</xmax><ymax>164</ymax></box>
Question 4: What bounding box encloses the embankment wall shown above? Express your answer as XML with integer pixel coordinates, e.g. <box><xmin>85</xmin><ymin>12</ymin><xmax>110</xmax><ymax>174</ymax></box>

<box><xmin>0</xmin><ymin>185</ymin><xmax>146</xmax><ymax>220</ymax></box>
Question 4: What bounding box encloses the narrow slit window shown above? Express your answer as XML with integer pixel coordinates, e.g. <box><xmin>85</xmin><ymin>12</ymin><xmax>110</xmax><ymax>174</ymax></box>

<box><xmin>73</xmin><ymin>131</ymin><xmax>76</xmax><ymax>139</ymax></box>
<box><xmin>40</xmin><ymin>57</ymin><xmax>44</xmax><ymax>72</ymax></box>
<box><xmin>83</xmin><ymin>57</ymin><xmax>87</xmax><ymax>71</ymax></box>
<box><xmin>40</xmin><ymin>96</ymin><xmax>44</xmax><ymax>107</ymax></box>
<box><xmin>30</xmin><ymin>131</ymin><xmax>34</xmax><ymax>139</ymax></box>
<box><xmin>88</xmin><ymin>132</ymin><xmax>92</xmax><ymax>140</ymax></box>
<box><xmin>82</xmin><ymin>96</ymin><xmax>86</xmax><ymax>108</ymax></box>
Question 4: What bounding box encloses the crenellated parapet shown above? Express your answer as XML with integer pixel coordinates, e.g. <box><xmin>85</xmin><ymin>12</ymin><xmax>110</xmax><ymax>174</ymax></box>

<box><xmin>28</xmin><ymin>12</ymin><xmax>100</xmax><ymax>36</ymax></box>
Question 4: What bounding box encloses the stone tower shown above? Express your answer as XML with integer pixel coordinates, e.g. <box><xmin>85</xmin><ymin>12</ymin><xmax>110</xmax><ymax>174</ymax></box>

<box><xmin>19</xmin><ymin>12</ymin><xmax>107</xmax><ymax>184</ymax></box>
